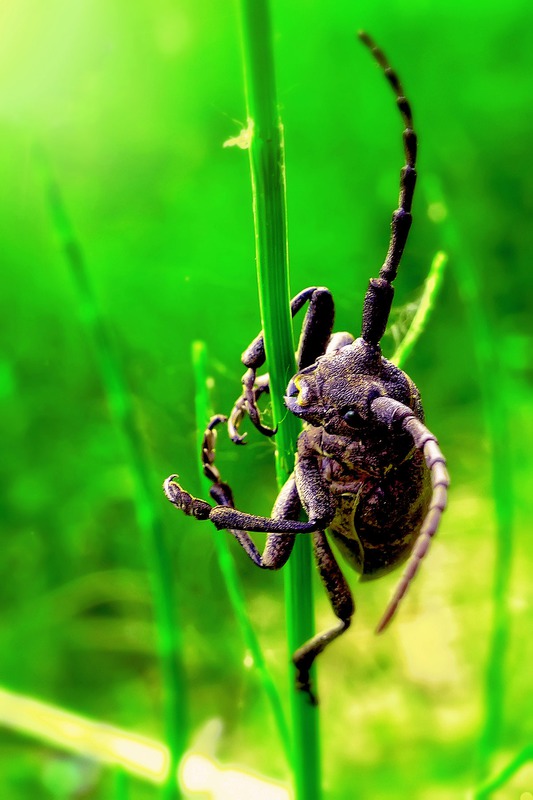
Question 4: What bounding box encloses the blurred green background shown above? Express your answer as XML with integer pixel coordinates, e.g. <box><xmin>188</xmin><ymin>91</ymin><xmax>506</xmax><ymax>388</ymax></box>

<box><xmin>1</xmin><ymin>0</ymin><xmax>532</xmax><ymax>798</ymax></box>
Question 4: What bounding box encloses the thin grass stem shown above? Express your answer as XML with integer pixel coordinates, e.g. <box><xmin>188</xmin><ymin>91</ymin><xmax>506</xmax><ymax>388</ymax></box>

<box><xmin>391</xmin><ymin>250</ymin><xmax>448</xmax><ymax>369</ymax></box>
<box><xmin>191</xmin><ymin>340</ymin><xmax>291</xmax><ymax>764</ymax></box>
<box><xmin>238</xmin><ymin>2</ymin><xmax>322</xmax><ymax>798</ymax></box>
<box><xmin>425</xmin><ymin>177</ymin><xmax>514</xmax><ymax>781</ymax></box>
<box><xmin>37</xmin><ymin>150</ymin><xmax>187</xmax><ymax>799</ymax></box>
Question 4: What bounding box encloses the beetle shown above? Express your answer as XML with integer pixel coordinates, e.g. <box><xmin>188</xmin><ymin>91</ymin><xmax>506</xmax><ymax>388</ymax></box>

<box><xmin>164</xmin><ymin>32</ymin><xmax>449</xmax><ymax>703</ymax></box>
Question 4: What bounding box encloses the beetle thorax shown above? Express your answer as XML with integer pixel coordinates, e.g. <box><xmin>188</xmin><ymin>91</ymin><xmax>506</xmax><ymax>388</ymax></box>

<box><xmin>285</xmin><ymin>337</ymin><xmax>424</xmax><ymax>439</ymax></box>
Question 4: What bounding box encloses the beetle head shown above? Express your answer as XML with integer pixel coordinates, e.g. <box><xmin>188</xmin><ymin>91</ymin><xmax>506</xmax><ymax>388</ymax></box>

<box><xmin>285</xmin><ymin>337</ymin><xmax>421</xmax><ymax>436</ymax></box>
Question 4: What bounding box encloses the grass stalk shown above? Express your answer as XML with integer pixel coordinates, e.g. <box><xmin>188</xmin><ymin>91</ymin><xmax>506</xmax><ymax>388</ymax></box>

<box><xmin>38</xmin><ymin>151</ymin><xmax>187</xmax><ymax>799</ymax></box>
<box><xmin>425</xmin><ymin>177</ymin><xmax>514</xmax><ymax>781</ymax></box>
<box><xmin>191</xmin><ymin>340</ymin><xmax>291</xmax><ymax>763</ymax></box>
<box><xmin>238</xmin><ymin>2</ymin><xmax>322</xmax><ymax>798</ymax></box>
<box><xmin>391</xmin><ymin>250</ymin><xmax>448</xmax><ymax>369</ymax></box>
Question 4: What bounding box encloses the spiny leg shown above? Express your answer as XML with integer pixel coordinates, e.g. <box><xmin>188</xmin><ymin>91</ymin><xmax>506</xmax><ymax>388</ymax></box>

<box><xmin>295</xmin><ymin>287</ymin><xmax>335</xmax><ymax>370</ymax></box>
<box><xmin>197</xmin><ymin>421</ymin><xmax>342</xmax><ymax>705</ymax></box>
<box><xmin>230</xmin><ymin>286</ymin><xmax>335</xmax><ymax>441</ymax></box>
<box><xmin>164</xmin><ymin>473</ymin><xmax>324</xmax><ymax>534</ymax></box>
<box><xmin>165</xmin><ymin>413</ymin><xmax>337</xmax><ymax>534</ymax></box>
<box><xmin>358</xmin><ymin>32</ymin><xmax>418</xmax><ymax>346</ymax></box>
<box><xmin>200</xmin><ymin>416</ymin><xmax>300</xmax><ymax>567</ymax></box>
<box><xmin>165</xmin><ymin>285</ymin><xmax>336</xmax><ymax>538</ymax></box>
<box><xmin>370</xmin><ymin>396</ymin><xmax>449</xmax><ymax>632</ymax></box>
<box><xmin>165</xmin><ymin>408</ymin><xmax>337</xmax><ymax>535</ymax></box>
<box><xmin>293</xmin><ymin>530</ymin><xmax>355</xmax><ymax>704</ymax></box>
<box><xmin>228</xmin><ymin>374</ymin><xmax>270</xmax><ymax>443</ymax></box>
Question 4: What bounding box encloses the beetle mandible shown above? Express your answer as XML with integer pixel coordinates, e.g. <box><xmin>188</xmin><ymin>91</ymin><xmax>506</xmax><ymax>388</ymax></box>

<box><xmin>164</xmin><ymin>32</ymin><xmax>449</xmax><ymax>704</ymax></box>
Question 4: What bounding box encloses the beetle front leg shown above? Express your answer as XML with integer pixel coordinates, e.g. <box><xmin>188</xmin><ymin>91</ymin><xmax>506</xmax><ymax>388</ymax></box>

<box><xmin>211</xmin><ymin>474</ymin><xmax>302</xmax><ymax>570</ymax></box>
<box><xmin>164</xmin><ymin>475</ymin><xmax>328</xmax><ymax>534</ymax></box>
<box><xmin>196</xmin><ymin>414</ymin><xmax>299</xmax><ymax>567</ymax></box>
<box><xmin>293</xmin><ymin>530</ymin><xmax>355</xmax><ymax>705</ymax></box>
<box><xmin>229</xmin><ymin>287</ymin><xmax>335</xmax><ymax>441</ymax></box>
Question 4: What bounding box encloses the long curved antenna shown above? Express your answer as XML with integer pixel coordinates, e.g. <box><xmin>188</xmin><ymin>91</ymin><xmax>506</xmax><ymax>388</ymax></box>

<box><xmin>358</xmin><ymin>31</ymin><xmax>418</xmax><ymax>346</ymax></box>
<box><xmin>370</xmin><ymin>396</ymin><xmax>449</xmax><ymax>632</ymax></box>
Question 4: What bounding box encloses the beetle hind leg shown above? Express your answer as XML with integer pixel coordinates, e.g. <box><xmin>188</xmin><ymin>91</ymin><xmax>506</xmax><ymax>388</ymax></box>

<box><xmin>293</xmin><ymin>530</ymin><xmax>354</xmax><ymax>705</ymax></box>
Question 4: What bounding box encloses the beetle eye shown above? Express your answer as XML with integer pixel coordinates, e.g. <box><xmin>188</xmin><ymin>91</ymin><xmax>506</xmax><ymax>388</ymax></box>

<box><xmin>286</xmin><ymin>379</ymin><xmax>299</xmax><ymax>397</ymax></box>
<box><xmin>342</xmin><ymin>408</ymin><xmax>363</xmax><ymax>428</ymax></box>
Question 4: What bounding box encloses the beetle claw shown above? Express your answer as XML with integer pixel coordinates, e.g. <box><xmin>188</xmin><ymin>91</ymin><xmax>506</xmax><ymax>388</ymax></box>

<box><xmin>295</xmin><ymin>671</ymin><xmax>319</xmax><ymax>706</ymax></box>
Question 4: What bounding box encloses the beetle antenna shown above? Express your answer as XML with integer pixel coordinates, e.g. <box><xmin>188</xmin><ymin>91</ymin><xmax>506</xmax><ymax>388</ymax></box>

<box><xmin>370</xmin><ymin>396</ymin><xmax>449</xmax><ymax>632</ymax></box>
<box><xmin>358</xmin><ymin>31</ymin><xmax>418</xmax><ymax>346</ymax></box>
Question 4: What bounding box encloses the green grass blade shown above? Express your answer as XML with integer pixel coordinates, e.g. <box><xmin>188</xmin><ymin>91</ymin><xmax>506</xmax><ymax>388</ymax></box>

<box><xmin>471</xmin><ymin>745</ymin><xmax>533</xmax><ymax>799</ymax></box>
<box><xmin>391</xmin><ymin>250</ymin><xmax>448</xmax><ymax>369</ymax></box>
<box><xmin>37</xmin><ymin>150</ymin><xmax>187</xmax><ymax>799</ymax></box>
<box><xmin>0</xmin><ymin>684</ymin><xmax>292</xmax><ymax>796</ymax></box>
<box><xmin>191</xmin><ymin>340</ymin><xmax>291</xmax><ymax>764</ymax></box>
<box><xmin>238</xmin><ymin>2</ymin><xmax>322</xmax><ymax>798</ymax></box>
<box><xmin>425</xmin><ymin>177</ymin><xmax>514</xmax><ymax>781</ymax></box>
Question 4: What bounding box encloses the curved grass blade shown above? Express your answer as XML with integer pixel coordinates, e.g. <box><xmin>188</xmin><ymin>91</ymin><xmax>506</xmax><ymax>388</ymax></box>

<box><xmin>36</xmin><ymin>148</ymin><xmax>187</xmax><ymax>799</ymax></box>
<box><xmin>192</xmin><ymin>340</ymin><xmax>291</xmax><ymax>764</ymax></box>
<box><xmin>425</xmin><ymin>175</ymin><xmax>515</xmax><ymax>782</ymax></box>
<box><xmin>391</xmin><ymin>250</ymin><xmax>448</xmax><ymax>369</ymax></box>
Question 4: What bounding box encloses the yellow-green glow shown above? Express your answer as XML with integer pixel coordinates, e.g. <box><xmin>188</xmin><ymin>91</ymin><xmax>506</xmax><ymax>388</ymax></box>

<box><xmin>181</xmin><ymin>754</ymin><xmax>290</xmax><ymax>799</ymax></box>
<box><xmin>0</xmin><ymin>686</ymin><xmax>291</xmax><ymax>799</ymax></box>
<box><xmin>0</xmin><ymin>687</ymin><xmax>169</xmax><ymax>782</ymax></box>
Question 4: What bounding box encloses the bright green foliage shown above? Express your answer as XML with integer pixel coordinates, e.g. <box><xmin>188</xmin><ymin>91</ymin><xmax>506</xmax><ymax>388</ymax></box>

<box><xmin>37</xmin><ymin>150</ymin><xmax>187</xmax><ymax>799</ymax></box>
<box><xmin>1</xmin><ymin>1</ymin><xmax>532</xmax><ymax>799</ymax></box>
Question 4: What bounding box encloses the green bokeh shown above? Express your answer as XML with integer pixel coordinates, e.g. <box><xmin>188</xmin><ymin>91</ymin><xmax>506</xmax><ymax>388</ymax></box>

<box><xmin>1</xmin><ymin>1</ymin><xmax>532</xmax><ymax>798</ymax></box>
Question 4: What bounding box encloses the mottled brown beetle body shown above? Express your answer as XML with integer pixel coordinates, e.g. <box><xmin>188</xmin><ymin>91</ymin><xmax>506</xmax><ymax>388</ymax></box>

<box><xmin>288</xmin><ymin>339</ymin><xmax>432</xmax><ymax>581</ymax></box>
<box><xmin>164</xmin><ymin>34</ymin><xmax>449</xmax><ymax>703</ymax></box>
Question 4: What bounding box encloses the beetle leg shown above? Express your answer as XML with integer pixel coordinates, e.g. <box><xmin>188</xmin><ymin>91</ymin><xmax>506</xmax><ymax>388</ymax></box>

<box><xmin>178</xmin><ymin>414</ymin><xmax>298</xmax><ymax>569</ymax></box>
<box><xmin>295</xmin><ymin>287</ymin><xmax>335</xmax><ymax>370</ymax></box>
<box><xmin>370</xmin><ymin>396</ymin><xmax>450</xmax><ymax>632</ymax></box>
<box><xmin>359</xmin><ymin>32</ymin><xmax>418</xmax><ymax>346</ymax></box>
<box><xmin>295</xmin><ymin>452</ymin><xmax>336</xmax><ymax>526</ymax></box>
<box><xmin>231</xmin><ymin>287</ymin><xmax>335</xmax><ymax>441</ymax></box>
<box><xmin>293</xmin><ymin>530</ymin><xmax>354</xmax><ymax>705</ymax></box>
<box><xmin>228</xmin><ymin>374</ymin><xmax>270</xmax><ymax>444</ymax></box>
<box><xmin>201</xmin><ymin>414</ymin><xmax>229</xmax><ymax>485</ymax></box>
<box><xmin>164</xmin><ymin>474</ymin><xmax>330</xmax><ymax>534</ymax></box>
<box><xmin>208</xmin><ymin>467</ymin><xmax>301</xmax><ymax>569</ymax></box>
<box><xmin>241</xmin><ymin>286</ymin><xmax>332</xmax><ymax>372</ymax></box>
<box><xmin>241</xmin><ymin>367</ymin><xmax>276</xmax><ymax>439</ymax></box>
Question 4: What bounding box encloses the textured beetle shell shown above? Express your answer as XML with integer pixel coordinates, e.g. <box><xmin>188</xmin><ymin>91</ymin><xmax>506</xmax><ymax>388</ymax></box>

<box><xmin>292</xmin><ymin>347</ymin><xmax>433</xmax><ymax>580</ymax></box>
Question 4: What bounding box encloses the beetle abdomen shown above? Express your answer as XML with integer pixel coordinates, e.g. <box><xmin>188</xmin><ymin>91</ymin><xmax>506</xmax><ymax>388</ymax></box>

<box><xmin>327</xmin><ymin>450</ymin><xmax>431</xmax><ymax>580</ymax></box>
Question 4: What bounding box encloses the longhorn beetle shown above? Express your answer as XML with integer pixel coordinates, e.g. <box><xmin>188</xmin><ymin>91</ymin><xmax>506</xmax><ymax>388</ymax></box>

<box><xmin>164</xmin><ymin>32</ymin><xmax>449</xmax><ymax>703</ymax></box>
